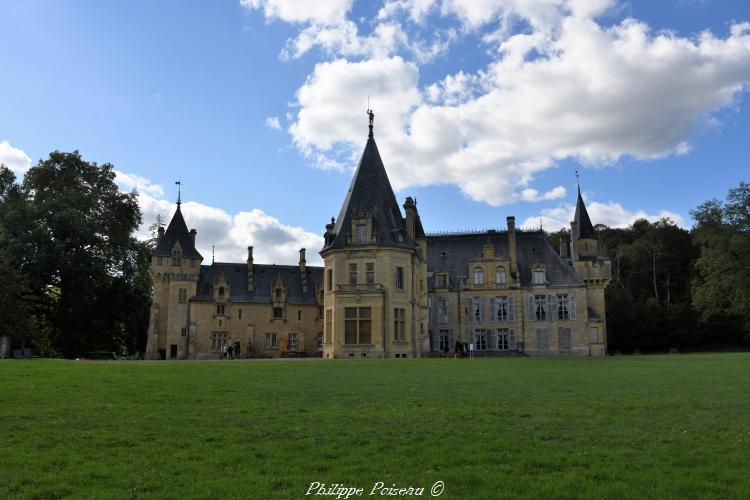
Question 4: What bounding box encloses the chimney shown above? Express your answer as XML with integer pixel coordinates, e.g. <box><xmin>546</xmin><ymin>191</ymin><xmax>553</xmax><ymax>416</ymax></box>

<box><xmin>559</xmin><ymin>236</ymin><xmax>568</xmax><ymax>258</ymax></box>
<box><xmin>247</xmin><ymin>246</ymin><xmax>254</xmax><ymax>291</ymax></box>
<box><xmin>403</xmin><ymin>197</ymin><xmax>416</xmax><ymax>241</ymax></box>
<box><xmin>299</xmin><ymin>248</ymin><xmax>308</xmax><ymax>293</ymax></box>
<box><xmin>189</xmin><ymin>228</ymin><xmax>197</xmax><ymax>245</ymax></box>
<box><xmin>569</xmin><ymin>221</ymin><xmax>579</xmax><ymax>261</ymax></box>
<box><xmin>507</xmin><ymin>216</ymin><xmax>518</xmax><ymax>277</ymax></box>
<box><xmin>157</xmin><ymin>226</ymin><xmax>164</xmax><ymax>240</ymax></box>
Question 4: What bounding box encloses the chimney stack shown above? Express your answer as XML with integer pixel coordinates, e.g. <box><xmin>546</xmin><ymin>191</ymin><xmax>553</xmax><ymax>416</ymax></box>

<box><xmin>299</xmin><ymin>248</ymin><xmax>308</xmax><ymax>293</ymax></box>
<box><xmin>189</xmin><ymin>228</ymin><xmax>197</xmax><ymax>245</ymax></box>
<box><xmin>157</xmin><ymin>226</ymin><xmax>164</xmax><ymax>240</ymax></box>
<box><xmin>403</xmin><ymin>197</ymin><xmax>416</xmax><ymax>241</ymax></box>
<box><xmin>247</xmin><ymin>246</ymin><xmax>254</xmax><ymax>291</ymax></box>
<box><xmin>559</xmin><ymin>236</ymin><xmax>568</xmax><ymax>258</ymax></box>
<box><xmin>507</xmin><ymin>216</ymin><xmax>518</xmax><ymax>277</ymax></box>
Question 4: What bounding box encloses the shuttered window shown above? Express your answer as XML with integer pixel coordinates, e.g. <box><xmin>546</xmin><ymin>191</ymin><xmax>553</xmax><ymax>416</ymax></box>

<box><xmin>536</xmin><ymin>328</ymin><xmax>549</xmax><ymax>351</ymax></box>
<box><xmin>559</xmin><ymin>327</ymin><xmax>572</xmax><ymax>350</ymax></box>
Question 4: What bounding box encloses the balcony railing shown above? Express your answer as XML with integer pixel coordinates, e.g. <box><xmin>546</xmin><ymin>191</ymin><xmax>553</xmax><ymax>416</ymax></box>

<box><xmin>336</xmin><ymin>283</ymin><xmax>384</xmax><ymax>293</ymax></box>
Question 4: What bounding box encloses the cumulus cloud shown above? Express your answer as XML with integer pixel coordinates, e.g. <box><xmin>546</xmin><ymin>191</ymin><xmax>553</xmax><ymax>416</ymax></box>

<box><xmin>521</xmin><ymin>200</ymin><xmax>686</xmax><ymax>231</ymax></box>
<box><xmin>0</xmin><ymin>140</ymin><xmax>32</xmax><ymax>174</ymax></box>
<box><xmin>240</xmin><ymin>0</ymin><xmax>353</xmax><ymax>25</ymax></box>
<box><xmin>265</xmin><ymin>116</ymin><xmax>282</xmax><ymax>130</ymax></box>
<box><xmin>121</xmin><ymin>173</ymin><xmax>324</xmax><ymax>265</ymax></box>
<box><xmin>283</xmin><ymin>6</ymin><xmax>750</xmax><ymax>206</ymax></box>
<box><xmin>114</xmin><ymin>170</ymin><xmax>165</xmax><ymax>197</ymax></box>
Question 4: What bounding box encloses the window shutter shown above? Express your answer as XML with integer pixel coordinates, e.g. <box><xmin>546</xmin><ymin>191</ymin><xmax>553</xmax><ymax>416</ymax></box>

<box><xmin>509</xmin><ymin>329</ymin><xmax>516</xmax><ymax>350</ymax></box>
<box><xmin>570</xmin><ymin>293</ymin><xmax>577</xmax><ymax>320</ymax></box>
<box><xmin>490</xmin><ymin>297</ymin><xmax>496</xmax><ymax>322</ymax></box>
<box><xmin>528</xmin><ymin>295</ymin><xmax>535</xmax><ymax>321</ymax></box>
<box><xmin>509</xmin><ymin>295</ymin><xmax>515</xmax><ymax>321</ymax></box>
<box><xmin>479</xmin><ymin>298</ymin><xmax>485</xmax><ymax>322</ymax></box>
<box><xmin>550</xmin><ymin>294</ymin><xmax>558</xmax><ymax>320</ymax></box>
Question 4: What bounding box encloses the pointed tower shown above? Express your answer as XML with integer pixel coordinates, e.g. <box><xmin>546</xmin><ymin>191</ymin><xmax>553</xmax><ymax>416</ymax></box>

<box><xmin>146</xmin><ymin>195</ymin><xmax>204</xmax><ymax>360</ymax></box>
<box><xmin>569</xmin><ymin>179</ymin><xmax>611</xmax><ymax>356</ymax></box>
<box><xmin>320</xmin><ymin>111</ymin><xmax>428</xmax><ymax>359</ymax></box>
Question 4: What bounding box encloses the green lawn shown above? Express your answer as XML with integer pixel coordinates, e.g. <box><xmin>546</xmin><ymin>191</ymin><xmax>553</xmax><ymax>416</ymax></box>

<box><xmin>1</xmin><ymin>354</ymin><xmax>749</xmax><ymax>499</ymax></box>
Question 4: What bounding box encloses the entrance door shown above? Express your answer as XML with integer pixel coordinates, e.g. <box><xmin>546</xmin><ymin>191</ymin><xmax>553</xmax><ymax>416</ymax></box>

<box><xmin>170</xmin><ymin>344</ymin><xmax>177</xmax><ymax>359</ymax></box>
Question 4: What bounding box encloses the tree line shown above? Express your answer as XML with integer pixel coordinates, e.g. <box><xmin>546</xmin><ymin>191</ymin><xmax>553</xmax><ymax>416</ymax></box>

<box><xmin>1</xmin><ymin>150</ymin><xmax>748</xmax><ymax>356</ymax></box>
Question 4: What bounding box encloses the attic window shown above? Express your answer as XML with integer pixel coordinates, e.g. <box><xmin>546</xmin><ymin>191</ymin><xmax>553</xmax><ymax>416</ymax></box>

<box><xmin>356</xmin><ymin>224</ymin><xmax>368</xmax><ymax>243</ymax></box>
<box><xmin>218</xmin><ymin>286</ymin><xmax>225</xmax><ymax>298</ymax></box>
<box><xmin>275</xmin><ymin>288</ymin><xmax>282</xmax><ymax>299</ymax></box>
<box><xmin>172</xmin><ymin>249</ymin><xmax>181</xmax><ymax>266</ymax></box>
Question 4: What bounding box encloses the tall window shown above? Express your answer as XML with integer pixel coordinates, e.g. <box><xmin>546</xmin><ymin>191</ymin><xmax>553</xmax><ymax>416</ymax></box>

<box><xmin>437</xmin><ymin>298</ymin><xmax>448</xmax><ymax>324</ymax></box>
<box><xmin>316</xmin><ymin>334</ymin><xmax>323</xmax><ymax>351</ymax></box>
<box><xmin>590</xmin><ymin>326</ymin><xmax>600</xmax><ymax>343</ymax></box>
<box><xmin>325</xmin><ymin>309</ymin><xmax>332</xmax><ymax>343</ymax></box>
<box><xmin>436</xmin><ymin>273</ymin><xmax>447</xmax><ymax>288</ymax></box>
<box><xmin>172</xmin><ymin>249</ymin><xmax>181</xmax><ymax>266</ymax></box>
<box><xmin>238</xmin><ymin>309</ymin><xmax>242</xmax><ymax>319</ymax></box>
<box><xmin>265</xmin><ymin>333</ymin><xmax>278</xmax><ymax>349</ymax></box>
<box><xmin>496</xmin><ymin>267</ymin><xmax>506</xmax><ymax>287</ymax></box>
<box><xmin>366</xmin><ymin>263</ymin><xmax>375</xmax><ymax>285</ymax></box>
<box><xmin>495</xmin><ymin>296</ymin><xmax>508</xmax><ymax>322</ymax></box>
<box><xmin>473</xmin><ymin>329</ymin><xmax>487</xmax><ymax>350</ymax></box>
<box><xmin>211</xmin><ymin>333</ymin><xmax>227</xmax><ymax>352</ymax></box>
<box><xmin>344</xmin><ymin>307</ymin><xmax>371</xmax><ymax>345</ymax></box>
<box><xmin>534</xmin><ymin>295</ymin><xmax>547</xmax><ymax>321</ymax></box>
<box><xmin>394</xmin><ymin>308</ymin><xmax>406</xmax><ymax>341</ymax></box>
<box><xmin>533</xmin><ymin>270</ymin><xmax>545</xmax><ymax>284</ymax></box>
<box><xmin>559</xmin><ymin>327</ymin><xmax>572</xmax><ymax>350</ymax></box>
<box><xmin>558</xmin><ymin>294</ymin><xmax>570</xmax><ymax>320</ymax></box>
<box><xmin>438</xmin><ymin>330</ymin><xmax>450</xmax><ymax>352</ymax></box>
<box><xmin>536</xmin><ymin>328</ymin><xmax>549</xmax><ymax>351</ymax></box>
<box><xmin>275</xmin><ymin>288</ymin><xmax>282</xmax><ymax>299</ymax></box>
<box><xmin>395</xmin><ymin>267</ymin><xmax>404</xmax><ymax>289</ymax></box>
<box><xmin>216</xmin><ymin>304</ymin><xmax>225</xmax><ymax>315</ymax></box>
<box><xmin>349</xmin><ymin>263</ymin><xmax>358</xmax><ymax>285</ymax></box>
<box><xmin>326</xmin><ymin>269</ymin><xmax>332</xmax><ymax>291</ymax></box>
<box><xmin>356</xmin><ymin>224</ymin><xmax>368</xmax><ymax>243</ymax></box>
<box><xmin>474</xmin><ymin>267</ymin><xmax>484</xmax><ymax>286</ymax></box>
<box><xmin>289</xmin><ymin>333</ymin><xmax>298</xmax><ymax>352</ymax></box>
<box><xmin>297</xmin><ymin>310</ymin><xmax>302</xmax><ymax>321</ymax></box>
<box><xmin>218</xmin><ymin>286</ymin><xmax>225</xmax><ymax>298</ymax></box>
<box><xmin>273</xmin><ymin>307</ymin><xmax>283</xmax><ymax>319</ymax></box>
<box><xmin>497</xmin><ymin>328</ymin><xmax>516</xmax><ymax>350</ymax></box>
<box><xmin>178</xmin><ymin>288</ymin><xmax>187</xmax><ymax>304</ymax></box>
<box><xmin>471</xmin><ymin>297</ymin><xmax>483</xmax><ymax>322</ymax></box>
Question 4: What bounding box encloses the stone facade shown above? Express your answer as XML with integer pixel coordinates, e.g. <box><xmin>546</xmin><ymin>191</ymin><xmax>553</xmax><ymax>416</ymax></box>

<box><xmin>145</xmin><ymin>125</ymin><xmax>610</xmax><ymax>359</ymax></box>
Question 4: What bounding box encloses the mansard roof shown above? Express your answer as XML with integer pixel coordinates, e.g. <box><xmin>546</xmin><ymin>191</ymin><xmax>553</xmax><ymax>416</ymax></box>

<box><xmin>572</xmin><ymin>190</ymin><xmax>597</xmax><ymax>240</ymax></box>
<box><xmin>153</xmin><ymin>204</ymin><xmax>203</xmax><ymax>259</ymax></box>
<box><xmin>426</xmin><ymin>231</ymin><xmax>584</xmax><ymax>288</ymax></box>
<box><xmin>192</xmin><ymin>263</ymin><xmax>323</xmax><ymax>304</ymax></box>
<box><xmin>324</xmin><ymin>134</ymin><xmax>413</xmax><ymax>251</ymax></box>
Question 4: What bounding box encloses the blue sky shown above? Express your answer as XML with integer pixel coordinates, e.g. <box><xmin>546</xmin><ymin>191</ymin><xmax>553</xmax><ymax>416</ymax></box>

<box><xmin>2</xmin><ymin>0</ymin><xmax>749</xmax><ymax>265</ymax></box>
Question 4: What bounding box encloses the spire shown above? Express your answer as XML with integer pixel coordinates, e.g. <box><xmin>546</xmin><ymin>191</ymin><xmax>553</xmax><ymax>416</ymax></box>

<box><xmin>572</xmin><ymin>173</ymin><xmax>596</xmax><ymax>240</ymax></box>
<box><xmin>152</xmin><ymin>194</ymin><xmax>203</xmax><ymax>260</ymax></box>
<box><xmin>323</xmin><ymin>122</ymin><xmax>412</xmax><ymax>251</ymax></box>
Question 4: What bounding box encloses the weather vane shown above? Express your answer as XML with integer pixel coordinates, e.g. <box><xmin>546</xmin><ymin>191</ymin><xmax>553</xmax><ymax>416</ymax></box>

<box><xmin>175</xmin><ymin>178</ymin><xmax>182</xmax><ymax>205</ymax></box>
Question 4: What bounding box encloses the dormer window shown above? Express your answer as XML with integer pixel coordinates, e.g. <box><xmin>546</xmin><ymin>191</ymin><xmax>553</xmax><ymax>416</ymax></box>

<box><xmin>275</xmin><ymin>288</ymin><xmax>282</xmax><ymax>299</ymax></box>
<box><xmin>172</xmin><ymin>249</ymin><xmax>181</xmax><ymax>266</ymax></box>
<box><xmin>474</xmin><ymin>267</ymin><xmax>484</xmax><ymax>286</ymax></box>
<box><xmin>496</xmin><ymin>267</ymin><xmax>506</xmax><ymax>287</ymax></box>
<box><xmin>356</xmin><ymin>224</ymin><xmax>368</xmax><ymax>243</ymax></box>
<box><xmin>533</xmin><ymin>269</ymin><xmax>545</xmax><ymax>285</ymax></box>
<box><xmin>218</xmin><ymin>286</ymin><xmax>225</xmax><ymax>298</ymax></box>
<box><xmin>436</xmin><ymin>273</ymin><xmax>448</xmax><ymax>288</ymax></box>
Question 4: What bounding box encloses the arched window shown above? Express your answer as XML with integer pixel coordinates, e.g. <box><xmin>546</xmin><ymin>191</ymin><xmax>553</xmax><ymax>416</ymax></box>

<box><xmin>474</xmin><ymin>267</ymin><xmax>484</xmax><ymax>286</ymax></box>
<box><xmin>496</xmin><ymin>266</ymin><xmax>506</xmax><ymax>287</ymax></box>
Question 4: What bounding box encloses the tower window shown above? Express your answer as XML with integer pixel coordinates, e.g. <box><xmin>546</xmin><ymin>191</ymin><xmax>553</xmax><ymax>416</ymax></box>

<box><xmin>366</xmin><ymin>263</ymin><xmax>375</xmax><ymax>285</ymax></box>
<box><xmin>395</xmin><ymin>267</ymin><xmax>404</xmax><ymax>289</ymax></box>
<box><xmin>327</xmin><ymin>269</ymin><xmax>333</xmax><ymax>291</ymax></box>
<box><xmin>344</xmin><ymin>307</ymin><xmax>371</xmax><ymax>345</ymax></box>
<box><xmin>273</xmin><ymin>307</ymin><xmax>284</xmax><ymax>320</ymax></box>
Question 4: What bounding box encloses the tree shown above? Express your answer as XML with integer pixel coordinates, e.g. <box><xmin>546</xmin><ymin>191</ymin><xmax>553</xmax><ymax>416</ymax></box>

<box><xmin>692</xmin><ymin>182</ymin><xmax>750</xmax><ymax>343</ymax></box>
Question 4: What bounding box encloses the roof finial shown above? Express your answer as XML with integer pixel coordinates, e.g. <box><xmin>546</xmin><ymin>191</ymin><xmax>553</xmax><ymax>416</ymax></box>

<box><xmin>575</xmin><ymin>170</ymin><xmax>580</xmax><ymax>196</ymax></box>
<box><xmin>212</xmin><ymin>239</ymin><xmax>215</xmax><ymax>264</ymax></box>
<box><xmin>367</xmin><ymin>106</ymin><xmax>374</xmax><ymax>138</ymax></box>
<box><xmin>175</xmin><ymin>178</ymin><xmax>182</xmax><ymax>206</ymax></box>
<box><xmin>540</xmin><ymin>215</ymin><xmax>544</xmax><ymax>232</ymax></box>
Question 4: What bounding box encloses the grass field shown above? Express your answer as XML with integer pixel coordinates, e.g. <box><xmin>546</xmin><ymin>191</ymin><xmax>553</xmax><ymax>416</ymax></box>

<box><xmin>1</xmin><ymin>354</ymin><xmax>749</xmax><ymax>499</ymax></box>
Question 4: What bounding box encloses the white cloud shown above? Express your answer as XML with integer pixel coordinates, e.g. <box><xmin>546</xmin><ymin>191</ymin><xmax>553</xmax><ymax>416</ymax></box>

<box><xmin>240</xmin><ymin>0</ymin><xmax>353</xmax><ymax>25</ymax></box>
<box><xmin>285</xmin><ymin>9</ymin><xmax>750</xmax><ymax>206</ymax></box>
<box><xmin>136</xmin><ymin>192</ymin><xmax>324</xmax><ymax>266</ymax></box>
<box><xmin>265</xmin><ymin>116</ymin><xmax>282</xmax><ymax>130</ymax></box>
<box><xmin>114</xmin><ymin>170</ymin><xmax>165</xmax><ymax>197</ymax></box>
<box><xmin>521</xmin><ymin>200</ymin><xmax>686</xmax><ymax>231</ymax></box>
<box><xmin>0</xmin><ymin>140</ymin><xmax>32</xmax><ymax>174</ymax></box>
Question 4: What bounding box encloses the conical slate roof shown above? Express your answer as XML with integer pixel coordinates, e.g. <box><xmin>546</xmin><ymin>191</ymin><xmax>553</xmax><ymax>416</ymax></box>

<box><xmin>324</xmin><ymin>133</ymin><xmax>412</xmax><ymax>250</ymax></box>
<box><xmin>153</xmin><ymin>204</ymin><xmax>203</xmax><ymax>259</ymax></box>
<box><xmin>572</xmin><ymin>190</ymin><xmax>597</xmax><ymax>240</ymax></box>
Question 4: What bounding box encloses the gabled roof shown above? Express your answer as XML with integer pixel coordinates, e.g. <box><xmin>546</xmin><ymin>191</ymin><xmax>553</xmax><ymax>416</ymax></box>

<box><xmin>572</xmin><ymin>190</ymin><xmax>597</xmax><ymax>240</ymax></box>
<box><xmin>153</xmin><ymin>204</ymin><xmax>203</xmax><ymax>259</ymax></box>
<box><xmin>323</xmin><ymin>134</ymin><xmax>413</xmax><ymax>251</ymax></box>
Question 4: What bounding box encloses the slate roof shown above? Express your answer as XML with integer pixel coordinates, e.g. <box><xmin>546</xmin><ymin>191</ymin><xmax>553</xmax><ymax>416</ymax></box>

<box><xmin>153</xmin><ymin>205</ymin><xmax>203</xmax><ymax>259</ymax></box>
<box><xmin>192</xmin><ymin>263</ymin><xmax>323</xmax><ymax>304</ymax></box>
<box><xmin>573</xmin><ymin>190</ymin><xmax>597</xmax><ymax>240</ymax></box>
<box><xmin>324</xmin><ymin>133</ymin><xmax>414</xmax><ymax>251</ymax></box>
<box><xmin>426</xmin><ymin>231</ymin><xmax>584</xmax><ymax>288</ymax></box>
